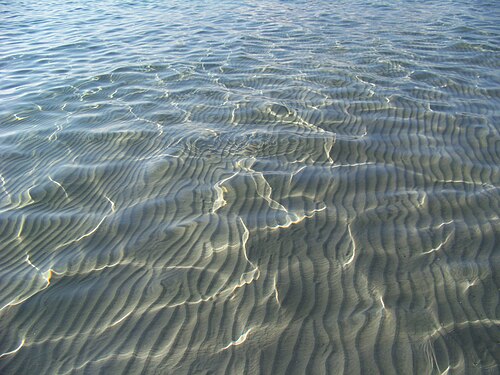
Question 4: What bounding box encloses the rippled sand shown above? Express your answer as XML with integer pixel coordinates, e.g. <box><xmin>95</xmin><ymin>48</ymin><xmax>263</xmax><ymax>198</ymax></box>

<box><xmin>0</xmin><ymin>1</ymin><xmax>499</xmax><ymax>374</ymax></box>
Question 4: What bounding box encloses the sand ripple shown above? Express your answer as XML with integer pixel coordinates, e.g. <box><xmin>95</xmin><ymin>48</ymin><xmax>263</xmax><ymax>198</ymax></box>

<box><xmin>1</xmin><ymin>0</ymin><xmax>499</xmax><ymax>374</ymax></box>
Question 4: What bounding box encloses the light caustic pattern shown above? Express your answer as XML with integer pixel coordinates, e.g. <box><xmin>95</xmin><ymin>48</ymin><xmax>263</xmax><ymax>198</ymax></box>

<box><xmin>0</xmin><ymin>0</ymin><xmax>499</xmax><ymax>374</ymax></box>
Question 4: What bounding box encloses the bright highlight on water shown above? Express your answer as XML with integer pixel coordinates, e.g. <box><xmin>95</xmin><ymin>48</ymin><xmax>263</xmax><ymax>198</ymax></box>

<box><xmin>0</xmin><ymin>1</ymin><xmax>499</xmax><ymax>374</ymax></box>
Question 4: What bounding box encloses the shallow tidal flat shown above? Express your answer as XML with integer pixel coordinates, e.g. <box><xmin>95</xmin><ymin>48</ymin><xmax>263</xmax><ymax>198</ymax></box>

<box><xmin>0</xmin><ymin>1</ymin><xmax>499</xmax><ymax>374</ymax></box>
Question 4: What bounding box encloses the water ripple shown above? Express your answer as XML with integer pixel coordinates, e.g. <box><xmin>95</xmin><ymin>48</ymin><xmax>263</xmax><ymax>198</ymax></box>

<box><xmin>1</xmin><ymin>0</ymin><xmax>499</xmax><ymax>374</ymax></box>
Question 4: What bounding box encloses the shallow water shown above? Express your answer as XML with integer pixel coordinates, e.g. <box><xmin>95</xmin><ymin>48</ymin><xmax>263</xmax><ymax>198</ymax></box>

<box><xmin>1</xmin><ymin>1</ymin><xmax>499</xmax><ymax>374</ymax></box>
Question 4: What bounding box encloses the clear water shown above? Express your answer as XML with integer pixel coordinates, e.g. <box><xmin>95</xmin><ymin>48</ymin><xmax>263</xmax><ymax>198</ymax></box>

<box><xmin>1</xmin><ymin>1</ymin><xmax>499</xmax><ymax>374</ymax></box>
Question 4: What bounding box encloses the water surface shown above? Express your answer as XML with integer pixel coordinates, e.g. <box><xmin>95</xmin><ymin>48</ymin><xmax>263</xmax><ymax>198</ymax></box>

<box><xmin>1</xmin><ymin>1</ymin><xmax>499</xmax><ymax>374</ymax></box>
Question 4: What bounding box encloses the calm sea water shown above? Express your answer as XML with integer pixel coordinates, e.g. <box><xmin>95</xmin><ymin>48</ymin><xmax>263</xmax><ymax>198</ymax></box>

<box><xmin>1</xmin><ymin>1</ymin><xmax>499</xmax><ymax>374</ymax></box>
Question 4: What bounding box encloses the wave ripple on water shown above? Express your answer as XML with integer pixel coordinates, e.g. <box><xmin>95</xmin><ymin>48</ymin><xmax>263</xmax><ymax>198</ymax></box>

<box><xmin>0</xmin><ymin>1</ymin><xmax>499</xmax><ymax>374</ymax></box>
